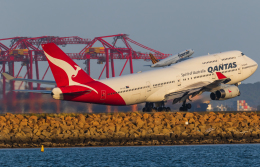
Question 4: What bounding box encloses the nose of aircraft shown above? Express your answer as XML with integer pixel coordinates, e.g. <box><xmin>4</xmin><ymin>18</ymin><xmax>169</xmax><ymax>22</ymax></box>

<box><xmin>249</xmin><ymin>57</ymin><xmax>258</xmax><ymax>73</ymax></box>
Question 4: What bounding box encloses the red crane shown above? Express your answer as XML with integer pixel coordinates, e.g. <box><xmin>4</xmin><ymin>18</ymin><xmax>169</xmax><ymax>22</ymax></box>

<box><xmin>0</xmin><ymin>34</ymin><xmax>171</xmax><ymax>112</ymax></box>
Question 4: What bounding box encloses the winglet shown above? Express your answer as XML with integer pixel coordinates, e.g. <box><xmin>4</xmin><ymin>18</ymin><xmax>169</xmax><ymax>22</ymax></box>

<box><xmin>216</xmin><ymin>72</ymin><xmax>227</xmax><ymax>79</ymax></box>
<box><xmin>2</xmin><ymin>72</ymin><xmax>15</xmax><ymax>80</ymax></box>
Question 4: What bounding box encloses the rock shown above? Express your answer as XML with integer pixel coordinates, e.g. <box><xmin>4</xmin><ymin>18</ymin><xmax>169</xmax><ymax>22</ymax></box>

<box><xmin>153</xmin><ymin>112</ymin><xmax>163</xmax><ymax>118</ymax></box>
<box><xmin>187</xmin><ymin>124</ymin><xmax>195</xmax><ymax>130</ymax></box>
<box><xmin>5</xmin><ymin>113</ymin><xmax>15</xmax><ymax>120</ymax></box>
<box><xmin>251</xmin><ymin>131</ymin><xmax>258</xmax><ymax>138</ymax></box>
<box><xmin>136</xmin><ymin>118</ymin><xmax>144</xmax><ymax>128</ymax></box>
<box><xmin>162</xmin><ymin>128</ymin><xmax>171</xmax><ymax>134</ymax></box>
<box><xmin>41</xmin><ymin>131</ymin><xmax>51</xmax><ymax>137</ymax></box>
<box><xmin>0</xmin><ymin>116</ymin><xmax>6</xmax><ymax>122</ymax></box>
<box><xmin>154</xmin><ymin>118</ymin><xmax>161</xmax><ymax>125</ymax></box>
<box><xmin>66</xmin><ymin>121</ymin><xmax>73</xmax><ymax>126</ymax></box>
<box><xmin>175</xmin><ymin>113</ymin><xmax>183</xmax><ymax>120</ymax></box>
<box><xmin>188</xmin><ymin>118</ymin><xmax>195</xmax><ymax>124</ymax></box>
<box><xmin>77</xmin><ymin>122</ymin><xmax>84</xmax><ymax>128</ymax></box>
<box><xmin>78</xmin><ymin>114</ymin><xmax>85</xmax><ymax>123</ymax></box>
<box><xmin>65</xmin><ymin>116</ymin><xmax>72</xmax><ymax>121</ymax></box>
<box><xmin>29</xmin><ymin>116</ymin><xmax>38</xmax><ymax>121</ymax></box>
<box><xmin>225</xmin><ymin>122</ymin><xmax>233</xmax><ymax>128</ymax></box>
<box><xmin>20</xmin><ymin>120</ymin><xmax>28</xmax><ymax>127</ymax></box>
<box><xmin>92</xmin><ymin>121</ymin><xmax>99</xmax><ymax>126</ymax></box>
<box><xmin>10</xmin><ymin>118</ymin><xmax>20</xmax><ymax>125</ymax></box>
<box><xmin>22</xmin><ymin>127</ymin><xmax>32</xmax><ymax>134</ymax></box>
<box><xmin>39</xmin><ymin>125</ymin><xmax>48</xmax><ymax>131</ymax></box>
<box><xmin>143</xmin><ymin>113</ymin><xmax>150</xmax><ymax>119</ymax></box>
<box><xmin>153</xmin><ymin>126</ymin><xmax>160</xmax><ymax>134</ymax></box>
<box><xmin>185</xmin><ymin>113</ymin><xmax>194</xmax><ymax>118</ymax></box>
<box><xmin>0</xmin><ymin>121</ymin><xmax>6</xmax><ymax>128</ymax></box>
<box><xmin>15</xmin><ymin>114</ymin><xmax>24</xmax><ymax>120</ymax></box>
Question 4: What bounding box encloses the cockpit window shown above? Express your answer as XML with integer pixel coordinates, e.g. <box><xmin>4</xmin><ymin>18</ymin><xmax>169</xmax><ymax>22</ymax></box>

<box><xmin>241</xmin><ymin>53</ymin><xmax>245</xmax><ymax>56</ymax></box>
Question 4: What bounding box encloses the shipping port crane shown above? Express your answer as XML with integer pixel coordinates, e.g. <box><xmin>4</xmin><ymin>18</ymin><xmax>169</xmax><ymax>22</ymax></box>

<box><xmin>0</xmin><ymin>34</ymin><xmax>171</xmax><ymax>113</ymax></box>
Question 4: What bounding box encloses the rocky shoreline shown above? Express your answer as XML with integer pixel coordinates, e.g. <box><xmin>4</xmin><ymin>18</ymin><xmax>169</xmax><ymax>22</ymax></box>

<box><xmin>0</xmin><ymin>111</ymin><xmax>260</xmax><ymax>148</ymax></box>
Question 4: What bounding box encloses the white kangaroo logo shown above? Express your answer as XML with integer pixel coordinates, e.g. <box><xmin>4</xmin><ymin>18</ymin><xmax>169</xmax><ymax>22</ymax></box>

<box><xmin>72</xmin><ymin>66</ymin><xmax>81</xmax><ymax>78</ymax></box>
<box><xmin>44</xmin><ymin>51</ymin><xmax>98</xmax><ymax>94</ymax></box>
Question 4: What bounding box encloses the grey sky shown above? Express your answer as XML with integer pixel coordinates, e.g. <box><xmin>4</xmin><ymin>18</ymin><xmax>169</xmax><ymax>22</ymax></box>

<box><xmin>1</xmin><ymin>0</ymin><xmax>260</xmax><ymax>84</ymax></box>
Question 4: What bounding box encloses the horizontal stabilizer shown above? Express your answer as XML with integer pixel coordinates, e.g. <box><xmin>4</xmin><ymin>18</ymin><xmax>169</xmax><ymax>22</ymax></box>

<box><xmin>13</xmin><ymin>90</ymin><xmax>52</xmax><ymax>94</ymax></box>
<box><xmin>2</xmin><ymin>73</ymin><xmax>56</xmax><ymax>85</ymax></box>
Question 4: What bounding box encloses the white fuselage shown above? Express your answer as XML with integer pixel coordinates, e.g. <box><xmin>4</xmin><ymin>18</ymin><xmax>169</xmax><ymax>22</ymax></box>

<box><xmin>100</xmin><ymin>50</ymin><xmax>257</xmax><ymax>105</ymax></box>
<box><xmin>151</xmin><ymin>49</ymin><xmax>194</xmax><ymax>67</ymax></box>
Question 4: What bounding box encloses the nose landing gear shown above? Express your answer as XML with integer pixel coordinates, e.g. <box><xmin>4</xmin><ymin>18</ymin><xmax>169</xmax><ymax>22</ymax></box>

<box><xmin>179</xmin><ymin>100</ymin><xmax>192</xmax><ymax>111</ymax></box>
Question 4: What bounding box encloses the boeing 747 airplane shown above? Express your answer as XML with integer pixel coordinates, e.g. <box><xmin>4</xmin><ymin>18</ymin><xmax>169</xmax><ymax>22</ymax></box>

<box><xmin>148</xmin><ymin>49</ymin><xmax>194</xmax><ymax>67</ymax></box>
<box><xmin>2</xmin><ymin>44</ymin><xmax>257</xmax><ymax>111</ymax></box>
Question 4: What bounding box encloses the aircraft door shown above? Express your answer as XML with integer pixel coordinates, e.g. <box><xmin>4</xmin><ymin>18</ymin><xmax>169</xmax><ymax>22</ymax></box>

<box><xmin>146</xmin><ymin>81</ymin><xmax>151</xmax><ymax>92</ymax></box>
<box><xmin>238</xmin><ymin>64</ymin><xmax>242</xmax><ymax>74</ymax></box>
<box><xmin>177</xmin><ymin>76</ymin><xmax>181</xmax><ymax>86</ymax></box>
<box><xmin>101</xmin><ymin>90</ymin><xmax>106</xmax><ymax>100</ymax></box>
<box><xmin>212</xmin><ymin>73</ymin><xmax>216</xmax><ymax>80</ymax></box>
<box><xmin>212</xmin><ymin>55</ymin><xmax>220</xmax><ymax>80</ymax></box>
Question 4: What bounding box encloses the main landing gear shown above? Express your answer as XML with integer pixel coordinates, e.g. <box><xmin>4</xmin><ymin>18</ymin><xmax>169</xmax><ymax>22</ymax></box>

<box><xmin>142</xmin><ymin>102</ymin><xmax>171</xmax><ymax>112</ymax></box>
<box><xmin>179</xmin><ymin>100</ymin><xmax>192</xmax><ymax>111</ymax></box>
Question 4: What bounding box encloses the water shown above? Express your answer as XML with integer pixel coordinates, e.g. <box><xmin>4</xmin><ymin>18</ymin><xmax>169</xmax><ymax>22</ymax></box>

<box><xmin>0</xmin><ymin>144</ymin><xmax>260</xmax><ymax>167</ymax></box>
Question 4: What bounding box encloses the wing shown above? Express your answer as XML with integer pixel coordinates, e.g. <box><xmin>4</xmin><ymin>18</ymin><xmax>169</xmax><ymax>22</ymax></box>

<box><xmin>166</xmin><ymin>72</ymin><xmax>231</xmax><ymax>104</ymax></box>
<box><xmin>13</xmin><ymin>90</ymin><xmax>52</xmax><ymax>94</ymax></box>
<box><xmin>176</xmin><ymin>57</ymin><xmax>192</xmax><ymax>63</ymax></box>
<box><xmin>13</xmin><ymin>89</ymin><xmax>92</xmax><ymax>95</ymax></box>
<box><xmin>2</xmin><ymin>72</ymin><xmax>56</xmax><ymax>85</ymax></box>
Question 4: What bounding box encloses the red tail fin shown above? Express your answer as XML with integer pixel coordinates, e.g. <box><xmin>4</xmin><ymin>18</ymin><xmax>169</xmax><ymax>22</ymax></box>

<box><xmin>42</xmin><ymin>43</ymin><xmax>94</xmax><ymax>87</ymax></box>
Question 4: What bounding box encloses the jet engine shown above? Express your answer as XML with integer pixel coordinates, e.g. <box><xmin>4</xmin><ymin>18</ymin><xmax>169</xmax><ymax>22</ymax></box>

<box><xmin>210</xmin><ymin>85</ymin><xmax>240</xmax><ymax>100</ymax></box>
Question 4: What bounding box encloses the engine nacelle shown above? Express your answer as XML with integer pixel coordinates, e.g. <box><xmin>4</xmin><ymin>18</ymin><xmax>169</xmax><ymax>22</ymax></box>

<box><xmin>210</xmin><ymin>85</ymin><xmax>240</xmax><ymax>100</ymax></box>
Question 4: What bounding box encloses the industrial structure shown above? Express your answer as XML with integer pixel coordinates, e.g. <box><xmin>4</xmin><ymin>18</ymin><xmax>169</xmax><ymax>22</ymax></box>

<box><xmin>0</xmin><ymin>34</ymin><xmax>171</xmax><ymax>113</ymax></box>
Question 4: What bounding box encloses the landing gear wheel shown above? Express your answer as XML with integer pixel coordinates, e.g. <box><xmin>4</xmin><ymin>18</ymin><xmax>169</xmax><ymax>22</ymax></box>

<box><xmin>158</xmin><ymin>107</ymin><xmax>163</xmax><ymax>112</ymax></box>
<box><xmin>179</xmin><ymin>100</ymin><xmax>191</xmax><ymax>111</ymax></box>
<box><xmin>142</xmin><ymin>108</ymin><xmax>146</xmax><ymax>112</ymax></box>
<box><xmin>186</xmin><ymin>103</ymin><xmax>191</xmax><ymax>109</ymax></box>
<box><xmin>179</xmin><ymin>106</ymin><xmax>188</xmax><ymax>111</ymax></box>
<box><xmin>147</xmin><ymin>107</ymin><xmax>152</xmax><ymax>112</ymax></box>
<box><xmin>166</xmin><ymin>107</ymin><xmax>171</xmax><ymax>112</ymax></box>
